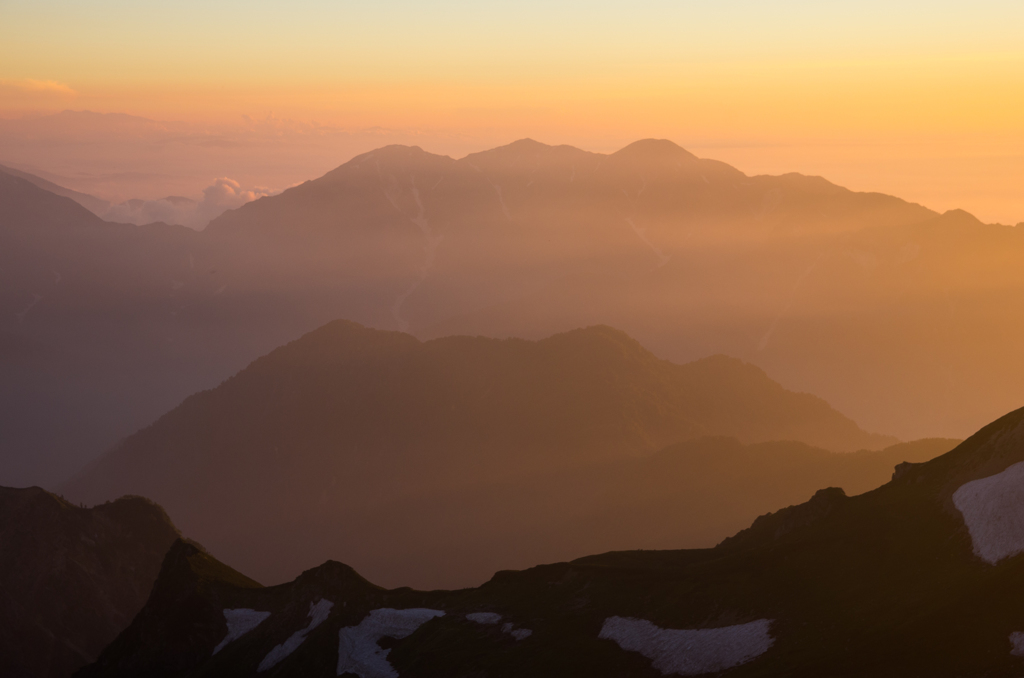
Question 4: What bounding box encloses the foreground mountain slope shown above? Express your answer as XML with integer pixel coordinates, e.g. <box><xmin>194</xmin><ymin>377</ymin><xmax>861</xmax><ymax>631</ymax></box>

<box><xmin>0</xmin><ymin>487</ymin><xmax>181</xmax><ymax>678</ymax></box>
<box><xmin>64</xmin><ymin>321</ymin><xmax>896</xmax><ymax>588</ymax></box>
<box><xmin>77</xmin><ymin>406</ymin><xmax>1024</xmax><ymax>677</ymax></box>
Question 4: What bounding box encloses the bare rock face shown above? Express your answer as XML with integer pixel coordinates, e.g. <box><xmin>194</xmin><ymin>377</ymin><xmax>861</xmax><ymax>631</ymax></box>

<box><xmin>0</xmin><ymin>487</ymin><xmax>181</xmax><ymax>678</ymax></box>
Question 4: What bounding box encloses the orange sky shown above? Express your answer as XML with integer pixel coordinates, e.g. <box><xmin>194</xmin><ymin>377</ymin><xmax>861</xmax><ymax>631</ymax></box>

<box><xmin>1</xmin><ymin>1</ymin><xmax>1022</xmax><ymax>223</ymax></box>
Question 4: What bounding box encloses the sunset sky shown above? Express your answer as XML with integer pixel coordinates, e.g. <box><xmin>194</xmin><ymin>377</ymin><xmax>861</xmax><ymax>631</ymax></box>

<box><xmin>2</xmin><ymin>0</ymin><xmax>1023</xmax><ymax>223</ymax></box>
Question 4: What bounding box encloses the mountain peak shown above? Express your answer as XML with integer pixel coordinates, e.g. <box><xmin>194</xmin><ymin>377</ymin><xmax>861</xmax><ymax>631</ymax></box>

<box><xmin>358</xmin><ymin>143</ymin><xmax>451</xmax><ymax>162</ymax></box>
<box><xmin>460</xmin><ymin>138</ymin><xmax>596</xmax><ymax>168</ymax></box>
<box><xmin>612</xmin><ymin>138</ymin><xmax>698</xmax><ymax>162</ymax></box>
<box><xmin>0</xmin><ymin>484</ymin><xmax>181</xmax><ymax>678</ymax></box>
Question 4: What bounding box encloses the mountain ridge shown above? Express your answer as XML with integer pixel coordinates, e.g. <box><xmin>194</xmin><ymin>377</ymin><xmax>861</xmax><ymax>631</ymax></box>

<box><xmin>64</xmin><ymin>320</ymin><xmax>898</xmax><ymax>588</ymax></box>
<box><xmin>73</xmin><ymin>405</ymin><xmax>1024</xmax><ymax>677</ymax></box>
<box><xmin>0</xmin><ymin>485</ymin><xmax>182</xmax><ymax>678</ymax></box>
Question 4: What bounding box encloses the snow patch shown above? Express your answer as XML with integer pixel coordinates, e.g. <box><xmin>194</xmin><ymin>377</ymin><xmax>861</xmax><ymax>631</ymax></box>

<box><xmin>213</xmin><ymin>608</ymin><xmax>271</xmax><ymax>655</ymax></box>
<box><xmin>498</xmin><ymin>620</ymin><xmax>531</xmax><ymax>640</ymax></box>
<box><xmin>599</xmin><ymin>617</ymin><xmax>773</xmax><ymax>676</ymax></box>
<box><xmin>1011</xmin><ymin>631</ymin><xmax>1024</xmax><ymax>657</ymax></box>
<box><xmin>258</xmin><ymin>598</ymin><xmax>333</xmax><ymax>672</ymax></box>
<box><xmin>953</xmin><ymin>461</ymin><xmax>1024</xmax><ymax>564</ymax></box>
<box><xmin>492</xmin><ymin>183</ymin><xmax>512</xmax><ymax>220</ymax></box>
<box><xmin>389</xmin><ymin>178</ymin><xmax>444</xmax><ymax>331</ymax></box>
<box><xmin>626</xmin><ymin>218</ymin><xmax>670</xmax><ymax>267</ymax></box>
<box><xmin>466</xmin><ymin>612</ymin><xmax>502</xmax><ymax>625</ymax></box>
<box><xmin>336</xmin><ymin>608</ymin><xmax>445</xmax><ymax>678</ymax></box>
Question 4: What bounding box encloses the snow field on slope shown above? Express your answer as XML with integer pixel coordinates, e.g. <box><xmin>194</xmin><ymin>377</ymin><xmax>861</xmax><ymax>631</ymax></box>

<box><xmin>336</xmin><ymin>608</ymin><xmax>445</xmax><ymax>678</ymax></box>
<box><xmin>213</xmin><ymin>608</ymin><xmax>271</xmax><ymax>655</ymax></box>
<box><xmin>953</xmin><ymin>461</ymin><xmax>1024</xmax><ymax>564</ymax></box>
<box><xmin>1010</xmin><ymin>631</ymin><xmax>1024</xmax><ymax>657</ymax></box>
<box><xmin>258</xmin><ymin>598</ymin><xmax>334</xmax><ymax>671</ymax></box>
<box><xmin>599</xmin><ymin>617</ymin><xmax>774</xmax><ymax>676</ymax></box>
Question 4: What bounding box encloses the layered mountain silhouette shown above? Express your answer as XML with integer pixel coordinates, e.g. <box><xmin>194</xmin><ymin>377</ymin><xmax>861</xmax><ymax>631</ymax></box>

<box><xmin>0</xmin><ymin>169</ymin><xmax>312</xmax><ymax>486</ymax></box>
<box><xmin>0</xmin><ymin>163</ymin><xmax>111</xmax><ymax>216</ymax></box>
<box><xmin>0</xmin><ymin>169</ymin><xmax>206</xmax><ymax>485</ymax></box>
<box><xmin>64</xmin><ymin>320</ymin><xmax>936</xmax><ymax>589</ymax></box>
<box><xmin>0</xmin><ymin>486</ymin><xmax>180</xmax><ymax>678</ymax></box>
<box><xmin>75</xmin><ymin>406</ymin><xmax>1024</xmax><ymax>677</ymax></box>
<box><xmin>5</xmin><ymin>139</ymin><xmax>1024</xmax><ymax>488</ymax></box>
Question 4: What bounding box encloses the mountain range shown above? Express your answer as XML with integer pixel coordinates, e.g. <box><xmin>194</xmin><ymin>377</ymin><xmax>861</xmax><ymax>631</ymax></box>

<box><xmin>64</xmin><ymin>320</ymin><xmax>949</xmax><ymax>589</ymax></box>
<box><xmin>5</xmin><ymin>138</ymin><xmax>1024</xmax><ymax>489</ymax></box>
<box><xmin>73</xmin><ymin>405</ymin><xmax>1024</xmax><ymax>677</ymax></box>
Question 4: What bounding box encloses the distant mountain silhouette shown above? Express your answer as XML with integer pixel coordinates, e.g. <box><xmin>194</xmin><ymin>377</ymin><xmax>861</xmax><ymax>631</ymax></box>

<box><xmin>64</xmin><ymin>321</ymin><xmax>918</xmax><ymax>588</ymax></box>
<box><xmin>0</xmin><ymin>486</ymin><xmax>180</xmax><ymax>678</ymax></box>
<box><xmin>0</xmin><ymin>169</ymin><xmax>317</xmax><ymax>487</ymax></box>
<box><xmin>75</xmin><ymin>407</ymin><xmax>1024</xmax><ymax>677</ymax></box>
<box><xmin>0</xmin><ymin>169</ymin><xmax>213</xmax><ymax>486</ymax></box>
<box><xmin>0</xmin><ymin>163</ymin><xmax>111</xmax><ymax>216</ymax></box>
<box><xmin>202</xmin><ymin>140</ymin><xmax>1024</xmax><ymax>442</ymax></box>
<box><xmin>4</xmin><ymin>139</ymin><xmax>1024</xmax><ymax>487</ymax></box>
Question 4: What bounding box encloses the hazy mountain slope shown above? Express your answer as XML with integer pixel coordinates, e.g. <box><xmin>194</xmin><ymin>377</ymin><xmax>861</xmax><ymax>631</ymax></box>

<box><xmin>0</xmin><ymin>170</ymin><xmax>338</xmax><ymax>487</ymax></box>
<box><xmin>0</xmin><ymin>163</ymin><xmax>111</xmax><ymax>216</ymax></box>
<box><xmin>324</xmin><ymin>436</ymin><xmax>955</xmax><ymax>588</ymax></box>
<box><xmin>64</xmin><ymin>321</ymin><xmax>897</xmax><ymax>588</ymax></box>
<box><xmin>203</xmin><ymin>138</ymin><xmax>1024</xmax><ymax>442</ymax></box>
<box><xmin>0</xmin><ymin>170</ymin><xmax>210</xmax><ymax>486</ymax></box>
<box><xmin>4</xmin><ymin>138</ymin><xmax>1019</xmax><ymax>488</ymax></box>
<box><xmin>206</xmin><ymin>139</ymin><xmax>935</xmax><ymax>334</ymax></box>
<box><xmin>0</xmin><ymin>487</ymin><xmax>180</xmax><ymax>678</ymax></box>
<box><xmin>76</xmin><ymin>407</ymin><xmax>1024</xmax><ymax>677</ymax></box>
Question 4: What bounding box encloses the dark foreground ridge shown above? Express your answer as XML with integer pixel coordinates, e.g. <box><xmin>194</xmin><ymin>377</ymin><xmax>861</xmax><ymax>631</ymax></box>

<box><xmin>78</xmin><ymin>406</ymin><xmax>1024</xmax><ymax>677</ymax></box>
<box><xmin>0</xmin><ymin>487</ymin><xmax>180</xmax><ymax>678</ymax></box>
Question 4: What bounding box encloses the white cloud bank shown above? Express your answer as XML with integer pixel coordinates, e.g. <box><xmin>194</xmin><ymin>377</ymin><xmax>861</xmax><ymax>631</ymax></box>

<box><xmin>102</xmin><ymin>177</ymin><xmax>271</xmax><ymax>229</ymax></box>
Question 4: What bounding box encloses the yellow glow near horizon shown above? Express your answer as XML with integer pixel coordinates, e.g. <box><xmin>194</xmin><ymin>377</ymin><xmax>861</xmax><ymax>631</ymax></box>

<box><xmin>1</xmin><ymin>1</ymin><xmax>1023</xmax><ymax>222</ymax></box>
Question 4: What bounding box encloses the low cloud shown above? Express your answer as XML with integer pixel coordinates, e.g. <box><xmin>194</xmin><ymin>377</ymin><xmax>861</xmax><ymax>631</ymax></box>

<box><xmin>103</xmin><ymin>177</ymin><xmax>272</xmax><ymax>229</ymax></box>
<box><xmin>201</xmin><ymin>177</ymin><xmax>269</xmax><ymax>211</ymax></box>
<box><xmin>0</xmin><ymin>79</ymin><xmax>77</xmax><ymax>96</ymax></box>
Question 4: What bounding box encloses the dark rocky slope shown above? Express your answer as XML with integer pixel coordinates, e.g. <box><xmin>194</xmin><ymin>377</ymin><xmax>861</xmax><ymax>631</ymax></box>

<box><xmin>76</xmin><ymin>406</ymin><xmax>1024</xmax><ymax>677</ymax></box>
<box><xmin>0</xmin><ymin>487</ymin><xmax>181</xmax><ymax>678</ymax></box>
